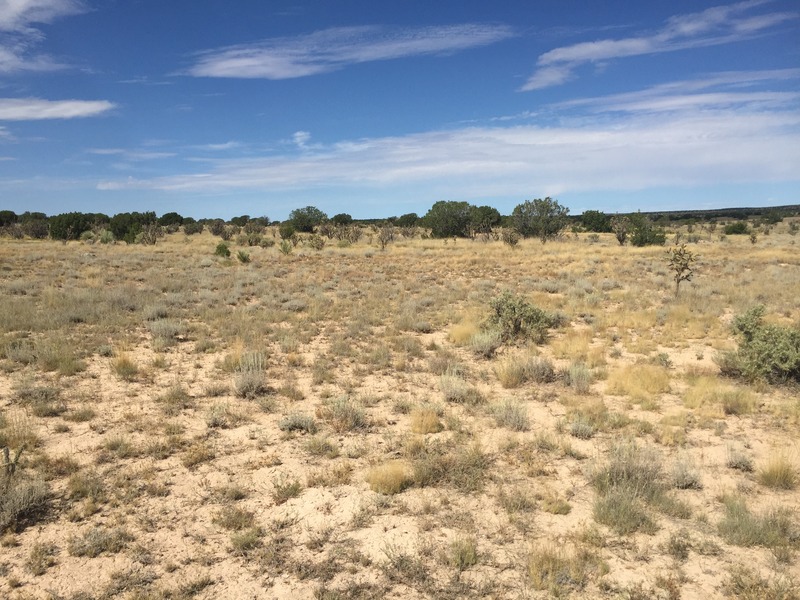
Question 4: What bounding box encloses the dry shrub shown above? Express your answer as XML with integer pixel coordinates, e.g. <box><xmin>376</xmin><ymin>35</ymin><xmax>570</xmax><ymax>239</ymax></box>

<box><xmin>758</xmin><ymin>454</ymin><xmax>797</xmax><ymax>490</ymax></box>
<box><xmin>111</xmin><ymin>352</ymin><xmax>138</xmax><ymax>381</ymax></box>
<box><xmin>410</xmin><ymin>407</ymin><xmax>443</xmax><ymax>434</ymax></box>
<box><xmin>495</xmin><ymin>353</ymin><xmax>554</xmax><ymax>388</ymax></box>
<box><xmin>606</xmin><ymin>364</ymin><xmax>670</xmax><ymax>401</ymax></box>
<box><xmin>448</xmin><ymin>320</ymin><xmax>479</xmax><ymax>345</ymax></box>
<box><xmin>526</xmin><ymin>543</ymin><xmax>605</xmax><ymax>594</ymax></box>
<box><xmin>366</xmin><ymin>461</ymin><xmax>413</xmax><ymax>495</ymax></box>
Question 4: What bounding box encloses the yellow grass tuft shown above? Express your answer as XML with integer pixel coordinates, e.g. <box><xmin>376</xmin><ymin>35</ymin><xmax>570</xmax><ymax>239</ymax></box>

<box><xmin>606</xmin><ymin>364</ymin><xmax>670</xmax><ymax>402</ymax></box>
<box><xmin>410</xmin><ymin>407</ymin><xmax>443</xmax><ymax>434</ymax></box>
<box><xmin>365</xmin><ymin>460</ymin><xmax>413</xmax><ymax>495</ymax></box>
<box><xmin>757</xmin><ymin>454</ymin><xmax>797</xmax><ymax>490</ymax></box>
<box><xmin>448</xmin><ymin>320</ymin><xmax>480</xmax><ymax>346</ymax></box>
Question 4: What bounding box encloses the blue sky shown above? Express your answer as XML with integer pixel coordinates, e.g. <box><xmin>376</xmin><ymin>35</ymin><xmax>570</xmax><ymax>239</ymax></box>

<box><xmin>0</xmin><ymin>0</ymin><xmax>798</xmax><ymax>220</ymax></box>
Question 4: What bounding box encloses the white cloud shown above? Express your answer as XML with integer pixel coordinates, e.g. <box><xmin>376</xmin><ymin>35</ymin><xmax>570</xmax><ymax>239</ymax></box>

<box><xmin>0</xmin><ymin>0</ymin><xmax>85</xmax><ymax>32</ymax></box>
<box><xmin>188</xmin><ymin>24</ymin><xmax>515</xmax><ymax>79</ymax></box>
<box><xmin>555</xmin><ymin>69</ymin><xmax>800</xmax><ymax>113</ymax></box>
<box><xmin>0</xmin><ymin>0</ymin><xmax>85</xmax><ymax>72</ymax></box>
<box><xmin>96</xmin><ymin>93</ymin><xmax>800</xmax><ymax>198</ymax></box>
<box><xmin>523</xmin><ymin>1</ymin><xmax>798</xmax><ymax>90</ymax></box>
<box><xmin>0</xmin><ymin>98</ymin><xmax>115</xmax><ymax>120</ymax></box>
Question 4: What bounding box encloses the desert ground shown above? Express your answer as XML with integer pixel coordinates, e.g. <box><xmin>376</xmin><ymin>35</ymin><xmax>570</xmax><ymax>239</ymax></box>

<box><xmin>1</xmin><ymin>222</ymin><xmax>798</xmax><ymax>599</ymax></box>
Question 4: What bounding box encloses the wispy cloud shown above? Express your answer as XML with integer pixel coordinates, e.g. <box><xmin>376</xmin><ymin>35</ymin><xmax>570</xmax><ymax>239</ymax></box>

<box><xmin>187</xmin><ymin>24</ymin><xmax>515</xmax><ymax>79</ymax></box>
<box><xmin>0</xmin><ymin>0</ymin><xmax>85</xmax><ymax>32</ymax></box>
<box><xmin>555</xmin><ymin>68</ymin><xmax>800</xmax><ymax>113</ymax></box>
<box><xmin>0</xmin><ymin>98</ymin><xmax>115</xmax><ymax>120</ymax></box>
<box><xmin>96</xmin><ymin>82</ymin><xmax>800</xmax><ymax>198</ymax></box>
<box><xmin>0</xmin><ymin>0</ymin><xmax>86</xmax><ymax>72</ymax></box>
<box><xmin>522</xmin><ymin>1</ymin><xmax>797</xmax><ymax>90</ymax></box>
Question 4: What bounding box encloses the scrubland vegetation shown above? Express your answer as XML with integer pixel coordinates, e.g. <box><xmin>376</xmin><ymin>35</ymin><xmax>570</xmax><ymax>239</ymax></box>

<box><xmin>0</xmin><ymin>210</ymin><xmax>799</xmax><ymax>599</ymax></box>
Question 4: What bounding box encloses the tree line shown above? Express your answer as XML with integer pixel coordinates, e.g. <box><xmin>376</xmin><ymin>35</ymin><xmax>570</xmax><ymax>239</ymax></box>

<box><xmin>0</xmin><ymin>199</ymin><xmax>795</xmax><ymax>246</ymax></box>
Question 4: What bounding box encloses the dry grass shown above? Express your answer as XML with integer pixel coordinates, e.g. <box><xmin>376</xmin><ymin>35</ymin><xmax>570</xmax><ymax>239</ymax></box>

<box><xmin>0</xmin><ymin>230</ymin><xmax>798</xmax><ymax>598</ymax></box>
<box><xmin>758</xmin><ymin>454</ymin><xmax>798</xmax><ymax>490</ymax></box>
<box><xmin>606</xmin><ymin>364</ymin><xmax>671</xmax><ymax>402</ymax></box>
<box><xmin>365</xmin><ymin>461</ymin><xmax>413</xmax><ymax>495</ymax></box>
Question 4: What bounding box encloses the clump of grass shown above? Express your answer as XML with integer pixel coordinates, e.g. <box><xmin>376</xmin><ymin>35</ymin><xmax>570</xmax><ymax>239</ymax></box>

<box><xmin>589</xmin><ymin>440</ymin><xmax>670</xmax><ymax>534</ymax></box>
<box><xmin>664</xmin><ymin>529</ymin><xmax>692</xmax><ymax>562</ymax></box>
<box><xmin>307</xmin><ymin>461</ymin><xmax>353</xmax><ymax>487</ymax></box>
<box><xmin>593</xmin><ymin>488</ymin><xmax>657</xmax><ymax>535</ymax></box>
<box><xmin>15</xmin><ymin>383</ymin><xmax>66</xmax><ymax>417</ymax></box>
<box><xmin>305</xmin><ymin>435</ymin><xmax>340</xmax><ymax>458</ymax></box>
<box><xmin>67</xmin><ymin>470</ymin><xmax>106</xmax><ymax>502</ymax></box>
<box><xmin>278</xmin><ymin>413</ymin><xmax>318</xmax><ymax>434</ymax></box>
<box><xmin>606</xmin><ymin>364</ymin><xmax>670</xmax><ymax>401</ymax></box>
<box><xmin>490</xmin><ymin>399</ymin><xmax>530</xmax><ymax>431</ymax></box>
<box><xmin>318</xmin><ymin>396</ymin><xmax>368</xmax><ymax>432</ymax></box>
<box><xmin>0</xmin><ymin>477</ymin><xmax>50</xmax><ymax>532</ymax></box>
<box><xmin>26</xmin><ymin>541</ymin><xmax>58</xmax><ymax>575</ymax></box>
<box><xmin>366</xmin><ymin>461</ymin><xmax>413</xmax><ymax>495</ymax></box>
<box><xmin>468</xmin><ymin>329</ymin><xmax>502</xmax><ymax>359</ymax></box>
<box><xmin>564</xmin><ymin>362</ymin><xmax>593</xmax><ymax>394</ymax></box>
<box><xmin>157</xmin><ymin>384</ymin><xmax>194</xmax><ymax>415</ymax></box>
<box><xmin>721</xmin><ymin>389</ymin><xmax>755</xmax><ymax>415</ymax></box>
<box><xmin>723</xmin><ymin>566</ymin><xmax>798</xmax><ymax>600</ymax></box>
<box><xmin>448</xmin><ymin>320</ymin><xmax>479</xmax><ymax>346</ymax></box>
<box><xmin>427</xmin><ymin>349</ymin><xmax>464</xmax><ymax>376</ymax></box>
<box><xmin>111</xmin><ymin>352</ymin><xmax>138</xmax><ymax>381</ymax></box>
<box><xmin>757</xmin><ymin>455</ymin><xmax>797</xmax><ymax>490</ymax></box>
<box><xmin>525</xmin><ymin>543</ymin><xmax>604</xmax><ymax>594</ymax></box>
<box><xmin>495</xmin><ymin>353</ymin><xmax>555</xmax><ymax>388</ymax></box>
<box><xmin>448</xmin><ymin>534</ymin><xmax>479</xmax><ymax>571</ymax></box>
<box><xmin>498</xmin><ymin>486</ymin><xmax>537</xmax><ymax>514</ymax></box>
<box><xmin>213</xmin><ymin>506</ymin><xmax>256</xmax><ymax>530</ymax></box>
<box><xmin>408</xmin><ymin>440</ymin><xmax>492</xmax><ymax>493</ymax></box>
<box><xmin>63</xmin><ymin>406</ymin><xmax>96</xmax><ymax>422</ymax></box>
<box><xmin>230</xmin><ymin>527</ymin><xmax>264</xmax><ymax>555</ymax></box>
<box><xmin>410</xmin><ymin>407</ymin><xmax>443</xmax><ymax>434</ymax></box>
<box><xmin>234</xmin><ymin>370</ymin><xmax>268</xmax><ymax>399</ymax></box>
<box><xmin>271</xmin><ymin>476</ymin><xmax>303</xmax><ymax>505</ymax></box>
<box><xmin>726</xmin><ymin>445</ymin><xmax>754</xmax><ymax>472</ymax></box>
<box><xmin>206</xmin><ymin>403</ymin><xmax>248</xmax><ymax>429</ymax></box>
<box><xmin>35</xmin><ymin>339</ymin><xmax>85</xmax><ymax>376</ymax></box>
<box><xmin>569</xmin><ymin>417</ymin><xmax>595</xmax><ymax>440</ymax></box>
<box><xmin>718</xmin><ymin>494</ymin><xmax>797</xmax><ymax>550</ymax></box>
<box><xmin>68</xmin><ymin>526</ymin><xmax>133</xmax><ymax>557</ymax></box>
<box><xmin>671</xmin><ymin>455</ymin><xmax>703</xmax><ymax>490</ymax></box>
<box><xmin>439</xmin><ymin>370</ymin><xmax>484</xmax><ymax>405</ymax></box>
<box><xmin>149</xmin><ymin>319</ymin><xmax>187</xmax><ymax>350</ymax></box>
<box><xmin>181</xmin><ymin>441</ymin><xmax>215</xmax><ymax>468</ymax></box>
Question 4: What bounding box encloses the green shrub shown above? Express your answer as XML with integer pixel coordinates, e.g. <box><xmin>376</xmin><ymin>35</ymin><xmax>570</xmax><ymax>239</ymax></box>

<box><xmin>215</xmin><ymin>242</ymin><xmax>231</xmax><ymax>257</ymax></box>
<box><xmin>718</xmin><ymin>306</ymin><xmax>800</xmax><ymax>383</ymax></box>
<box><xmin>724</xmin><ymin>221</ymin><xmax>749</xmax><ymax>235</ymax></box>
<box><xmin>629</xmin><ymin>214</ymin><xmax>666</xmax><ymax>247</ymax></box>
<box><xmin>487</xmin><ymin>291</ymin><xmax>563</xmax><ymax>343</ymax></box>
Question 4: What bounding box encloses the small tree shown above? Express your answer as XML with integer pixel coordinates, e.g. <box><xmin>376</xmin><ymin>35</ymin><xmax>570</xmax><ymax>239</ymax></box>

<box><xmin>666</xmin><ymin>244</ymin><xmax>697</xmax><ymax>297</ymax></box>
<box><xmin>289</xmin><ymin>206</ymin><xmax>327</xmax><ymax>233</ymax></box>
<box><xmin>377</xmin><ymin>223</ymin><xmax>395</xmax><ymax>250</ymax></box>
<box><xmin>629</xmin><ymin>214</ymin><xmax>666</xmax><ymax>247</ymax></box>
<box><xmin>511</xmin><ymin>197</ymin><xmax>569</xmax><ymax>243</ymax></box>
<box><xmin>423</xmin><ymin>201</ymin><xmax>472</xmax><ymax>238</ymax></box>
<box><xmin>610</xmin><ymin>216</ymin><xmax>630</xmax><ymax>246</ymax></box>
<box><xmin>501</xmin><ymin>228</ymin><xmax>520</xmax><ymax>247</ymax></box>
<box><xmin>581</xmin><ymin>210</ymin><xmax>611</xmax><ymax>233</ymax></box>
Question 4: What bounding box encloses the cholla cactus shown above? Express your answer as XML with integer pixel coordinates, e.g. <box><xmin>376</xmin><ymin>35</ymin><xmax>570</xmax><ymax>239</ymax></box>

<box><xmin>666</xmin><ymin>244</ymin><xmax>697</xmax><ymax>297</ymax></box>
